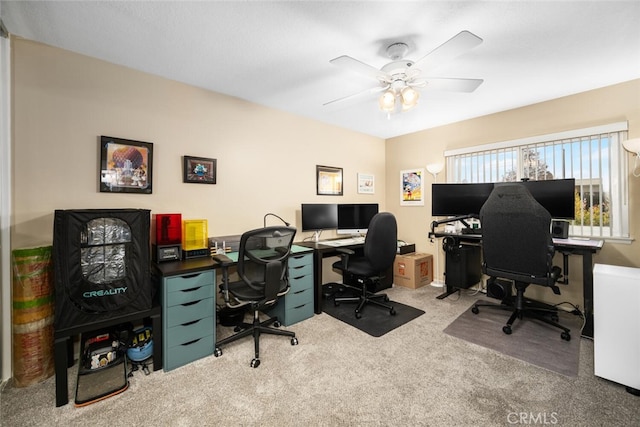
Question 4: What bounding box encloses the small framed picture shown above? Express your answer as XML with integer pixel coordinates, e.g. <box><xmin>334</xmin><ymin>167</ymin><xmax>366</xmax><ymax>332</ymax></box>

<box><xmin>183</xmin><ymin>156</ymin><xmax>217</xmax><ymax>184</ymax></box>
<box><xmin>316</xmin><ymin>165</ymin><xmax>343</xmax><ymax>196</ymax></box>
<box><xmin>357</xmin><ymin>173</ymin><xmax>375</xmax><ymax>194</ymax></box>
<box><xmin>400</xmin><ymin>168</ymin><xmax>425</xmax><ymax>206</ymax></box>
<box><xmin>99</xmin><ymin>136</ymin><xmax>153</xmax><ymax>194</ymax></box>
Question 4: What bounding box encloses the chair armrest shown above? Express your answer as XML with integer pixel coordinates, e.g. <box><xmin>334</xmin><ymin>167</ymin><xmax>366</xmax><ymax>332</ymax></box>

<box><xmin>212</xmin><ymin>254</ymin><xmax>233</xmax><ymax>267</ymax></box>
<box><xmin>336</xmin><ymin>247</ymin><xmax>355</xmax><ymax>270</ymax></box>
<box><xmin>275</xmin><ymin>247</ymin><xmax>289</xmax><ymax>256</ymax></box>
<box><xmin>336</xmin><ymin>248</ymin><xmax>355</xmax><ymax>256</ymax></box>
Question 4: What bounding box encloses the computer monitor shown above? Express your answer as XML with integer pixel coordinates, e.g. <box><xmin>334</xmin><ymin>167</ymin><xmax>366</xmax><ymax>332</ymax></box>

<box><xmin>431</xmin><ymin>183</ymin><xmax>495</xmax><ymax>217</ymax></box>
<box><xmin>431</xmin><ymin>179</ymin><xmax>576</xmax><ymax>220</ymax></box>
<box><xmin>336</xmin><ymin>203</ymin><xmax>379</xmax><ymax>235</ymax></box>
<box><xmin>510</xmin><ymin>178</ymin><xmax>576</xmax><ymax>219</ymax></box>
<box><xmin>301</xmin><ymin>204</ymin><xmax>338</xmax><ymax>241</ymax></box>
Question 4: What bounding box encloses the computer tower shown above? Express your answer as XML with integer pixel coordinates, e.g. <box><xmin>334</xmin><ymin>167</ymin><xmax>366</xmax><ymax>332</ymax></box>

<box><xmin>444</xmin><ymin>243</ymin><xmax>481</xmax><ymax>290</ymax></box>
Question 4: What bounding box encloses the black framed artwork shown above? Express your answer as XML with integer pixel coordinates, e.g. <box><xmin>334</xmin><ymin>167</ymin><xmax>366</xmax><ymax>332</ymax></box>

<box><xmin>99</xmin><ymin>136</ymin><xmax>153</xmax><ymax>194</ymax></box>
<box><xmin>316</xmin><ymin>165</ymin><xmax>343</xmax><ymax>196</ymax></box>
<box><xmin>183</xmin><ymin>156</ymin><xmax>217</xmax><ymax>184</ymax></box>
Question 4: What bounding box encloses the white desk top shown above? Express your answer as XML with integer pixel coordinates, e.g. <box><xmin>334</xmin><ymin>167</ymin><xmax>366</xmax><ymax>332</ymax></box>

<box><xmin>552</xmin><ymin>237</ymin><xmax>604</xmax><ymax>249</ymax></box>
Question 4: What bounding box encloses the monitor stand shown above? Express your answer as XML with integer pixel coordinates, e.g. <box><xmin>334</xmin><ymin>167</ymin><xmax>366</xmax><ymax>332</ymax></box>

<box><xmin>312</xmin><ymin>230</ymin><xmax>321</xmax><ymax>243</ymax></box>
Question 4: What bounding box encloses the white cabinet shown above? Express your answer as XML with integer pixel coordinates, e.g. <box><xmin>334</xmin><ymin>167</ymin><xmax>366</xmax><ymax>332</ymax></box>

<box><xmin>593</xmin><ymin>263</ymin><xmax>640</xmax><ymax>392</ymax></box>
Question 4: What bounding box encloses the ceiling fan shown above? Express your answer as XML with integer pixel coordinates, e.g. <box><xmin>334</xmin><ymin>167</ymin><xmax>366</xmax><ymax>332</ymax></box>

<box><xmin>325</xmin><ymin>30</ymin><xmax>484</xmax><ymax>114</ymax></box>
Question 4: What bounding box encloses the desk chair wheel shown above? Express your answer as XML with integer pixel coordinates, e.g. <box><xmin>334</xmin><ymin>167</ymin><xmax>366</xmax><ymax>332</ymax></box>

<box><xmin>471</xmin><ymin>306</ymin><xmax>480</xmax><ymax>314</ymax></box>
<box><xmin>502</xmin><ymin>325</ymin><xmax>512</xmax><ymax>335</ymax></box>
<box><xmin>355</xmin><ymin>310</ymin><xmax>362</xmax><ymax>319</ymax></box>
<box><xmin>214</xmin><ymin>347</ymin><xmax>222</xmax><ymax>357</ymax></box>
<box><xmin>291</xmin><ymin>337</ymin><xmax>299</xmax><ymax>346</ymax></box>
<box><xmin>251</xmin><ymin>358</ymin><xmax>260</xmax><ymax>368</ymax></box>
<box><xmin>274</xmin><ymin>320</ymin><xmax>281</xmax><ymax>327</ymax></box>
<box><xmin>390</xmin><ymin>307</ymin><xmax>396</xmax><ymax>316</ymax></box>
<box><xmin>561</xmin><ymin>331</ymin><xmax>571</xmax><ymax>341</ymax></box>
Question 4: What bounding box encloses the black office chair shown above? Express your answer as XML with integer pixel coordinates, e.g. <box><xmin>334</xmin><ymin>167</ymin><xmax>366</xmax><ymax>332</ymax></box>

<box><xmin>471</xmin><ymin>184</ymin><xmax>571</xmax><ymax>341</ymax></box>
<box><xmin>332</xmin><ymin>212</ymin><xmax>398</xmax><ymax>319</ymax></box>
<box><xmin>213</xmin><ymin>226</ymin><xmax>298</xmax><ymax>368</ymax></box>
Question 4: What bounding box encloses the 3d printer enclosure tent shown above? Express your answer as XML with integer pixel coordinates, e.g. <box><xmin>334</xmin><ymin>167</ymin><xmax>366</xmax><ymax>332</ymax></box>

<box><xmin>53</xmin><ymin>209</ymin><xmax>152</xmax><ymax>333</ymax></box>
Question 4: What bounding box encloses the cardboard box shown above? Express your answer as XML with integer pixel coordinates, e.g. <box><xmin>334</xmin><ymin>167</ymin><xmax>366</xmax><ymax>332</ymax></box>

<box><xmin>393</xmin><ymin>253</ymin><xmax>433</xmax><ymax>289</ymax></box>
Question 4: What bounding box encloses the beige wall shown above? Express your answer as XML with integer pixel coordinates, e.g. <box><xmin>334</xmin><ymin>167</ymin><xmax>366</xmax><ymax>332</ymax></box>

<box><xmin>11</xmin><ymin>38</ymin><xmax>386</xmax><ymax>251</ymax></box>
<box><xmin>385</xmin><ymin>79</ymin><xmax>640</xmax><ymax>306</ymax></box>
<box><xmin>10</xmin><ymin>37</ymin><xmax>640</xmax><ymax>309</ymax></box>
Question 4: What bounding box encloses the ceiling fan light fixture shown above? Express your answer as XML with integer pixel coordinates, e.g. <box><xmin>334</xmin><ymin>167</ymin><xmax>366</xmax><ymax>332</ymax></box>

<box><xmin>401</xmin><ymin>86</ymin><xmax>419</xmax><ymax>111</ymax></box>
<box><xmin>379</xmin><ymin>89</ymin><xmax>396</xmax><ymax>112</ymax></box>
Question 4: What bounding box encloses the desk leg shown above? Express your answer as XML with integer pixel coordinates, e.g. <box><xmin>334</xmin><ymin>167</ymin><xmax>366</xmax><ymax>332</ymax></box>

<box><xmin>54</xmin><ymin>336</ymin><xmax>69</xmax><ymax>407</ymax></box>
<box><xmin>313</xmin><ymin>251</ymin><xmax>323</xmax><ymax>314</ymax></box>
<box><xmin>151</xmin><ymin>312</ymin><xmax>162</xmax><ymax>371</ymax></box>
<box><xmin>582</xmin><ymin>250</ymin><xmax>595</xmax><ymax>338</ymax></box>
<box><xmin>436</xmin><ymin>283</ymin><xmax>459</xmax><ymax>300</ymax></box>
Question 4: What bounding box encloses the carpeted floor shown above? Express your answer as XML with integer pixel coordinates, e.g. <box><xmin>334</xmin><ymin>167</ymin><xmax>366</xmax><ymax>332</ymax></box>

<box><xmin>444</xmin><ymin>299</ymin><xmax>582</xmax><ymax>377</ymax></box>
<box><xmin>2</xmin><ymin>285</ymin><xmax>639</xmax><ymax>426</ymax></box>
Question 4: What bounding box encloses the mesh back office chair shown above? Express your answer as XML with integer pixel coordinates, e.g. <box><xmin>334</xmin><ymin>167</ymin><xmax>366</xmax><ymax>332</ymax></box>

<box><xmin>471</xmin><ymin>184</ymin><xmax>571</xmax><ymax>341</ymax></box>
<box><xmin>332</xmin><ymin>212</ymin><xmax>398</xmax><ymax>319</ymax></box>
<box><xmin>213</xmin><ymin>226</ymin><xmax>298</xmax><ymax>368</ymax></box>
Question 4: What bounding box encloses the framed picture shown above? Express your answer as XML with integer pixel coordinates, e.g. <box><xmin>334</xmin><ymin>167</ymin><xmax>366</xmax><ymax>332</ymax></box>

<box><xmin>357</xmin><ymin>173</ymin><xmax>375</xmax><ymax>194</ymax></box>
<box><xmin>99</xmin><ymin>136</ymin><xmax>153</xmax><ymax>194</ymax></box>
<box><xmin>316</xmin><ymin>165</ymin><xmax>343</xmax><ymax>196</ymax></box>
<box><xmin>400</xmin><ymin>168</ymin><xmax>425</xmax><ymax>206</ymax></box>
<box><xmin>183</xmin><ymin>156</ymin><xmax>217</xmax><ymax>184</ymax></box>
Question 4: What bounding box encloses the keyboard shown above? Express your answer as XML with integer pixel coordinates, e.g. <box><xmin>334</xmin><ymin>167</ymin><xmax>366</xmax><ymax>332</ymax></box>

<box><xmin>319</xmin><ymin>237</ymin><xmax>365</xmax><ymax>247</ymax></box>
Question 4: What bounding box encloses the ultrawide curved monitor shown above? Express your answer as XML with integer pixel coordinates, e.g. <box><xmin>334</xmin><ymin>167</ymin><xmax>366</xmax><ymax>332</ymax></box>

<box><xmin>432</xmin><ymin>179</ymin><xmax>576</xmax><ymax>219</ymax></box>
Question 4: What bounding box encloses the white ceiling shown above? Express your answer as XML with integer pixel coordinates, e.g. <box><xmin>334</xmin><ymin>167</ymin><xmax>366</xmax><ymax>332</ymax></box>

<box><xmin>2</xmin><ymin>1</ymin><xmax>640</xmax><ymax>139</ymax></box>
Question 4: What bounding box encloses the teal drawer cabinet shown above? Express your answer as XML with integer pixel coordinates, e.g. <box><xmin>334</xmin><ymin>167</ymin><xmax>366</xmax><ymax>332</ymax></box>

<box><xmin>266</xmin><ymin>248</ymin><xmax>314</xmax><ymax>326</ymax></box>
<box><xmin>161</xmin><ymin>269</ymin><xmax>216</xmax><ymax>371</ymax></box>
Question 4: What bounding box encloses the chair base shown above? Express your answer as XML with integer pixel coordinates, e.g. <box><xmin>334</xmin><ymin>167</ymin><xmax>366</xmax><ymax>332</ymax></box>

<box><xmin>472</xmin><ymin>294</ymin><xmax>571</xmax><ymax>341</ymax></box>
<box><xmin>333</xmin><ymin>282</ymin><xmax>396</xmax><ymax>319</ymax></box>
<box><xmin>214</xmin><ymin>309</ymin><xmax>297</xmax><ymax>368</ymax></box>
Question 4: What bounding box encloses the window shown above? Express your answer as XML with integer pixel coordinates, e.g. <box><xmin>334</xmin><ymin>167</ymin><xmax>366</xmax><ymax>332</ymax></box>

<box><xmin>445</xmin><ymin>123</ymin><xmax>630</xmax><ymax>239</ymax></box>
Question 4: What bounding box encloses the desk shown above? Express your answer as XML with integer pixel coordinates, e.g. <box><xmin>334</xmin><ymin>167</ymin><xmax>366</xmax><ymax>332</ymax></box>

<box><xmin>296</xmin><ymin>239</ymin><xmax>368</xmax><ymax>314</ymax></box>
<box><xmin>429</xmin><ymin>232</ymin><xmax>603</xmax><ymax>338</ymax></box>
<box><xmin>54</xmin><ymin>304</ymin><xmax>162</xmax><ymax>407</ymax></box>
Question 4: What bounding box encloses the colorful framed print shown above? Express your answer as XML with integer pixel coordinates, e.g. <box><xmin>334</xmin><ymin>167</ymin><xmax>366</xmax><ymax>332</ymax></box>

<box><xmin>183</xmin><ymin>156</ymin><xmax>217</xmax><ymax>184</ymax></box>
<box><xmin>400</xmin><ymin>168</ymin><xmax>425</xmax><ymax>206</ymax></box>
<box><xmin>99</xmin><ymin>136</ymin><xmax>153</xmax><ymax>194</ymax></box>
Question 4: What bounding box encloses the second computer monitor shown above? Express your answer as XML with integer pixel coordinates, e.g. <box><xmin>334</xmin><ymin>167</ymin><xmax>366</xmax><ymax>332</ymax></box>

<box><xmin>337</xmin><ymin>203</ymin><xmax>379</xmax><ymax>235</ymax></box>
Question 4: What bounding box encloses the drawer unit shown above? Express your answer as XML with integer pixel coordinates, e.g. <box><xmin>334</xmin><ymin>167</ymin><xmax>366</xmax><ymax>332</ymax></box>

<box><xmin>266</xmin><ymin>251</ymin><xmax>314</xmax><ymax>326</ymax></box>
<box><xmin>162</xmin><ymin>270</ymin><xmax>216</xmax><ymax>371</ymax></box>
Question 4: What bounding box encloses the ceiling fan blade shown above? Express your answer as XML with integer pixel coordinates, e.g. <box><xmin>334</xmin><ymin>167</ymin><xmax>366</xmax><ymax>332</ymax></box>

<box><xmin>413</xmin><ymin>30</ymin><xmax>483</xmax><ymax>74</ymax></box>
<box><xmin>425</xmin><ymin>78</ymin><xmax>484</xmax><ymax>92</ymax></box>
<box><xmin>323</xmin><ymin>84</ymin><xmax>389</xmax><ymax>107</ymax></box>
<box><xmin>408</xmin><ymin>79</ymin><xmax>427</xmax><ymax>88</ymax></box>
<box><xmin>330</xmin><ymin>55</ymin><xmax>391</xmax><ymax>82</ymax></box>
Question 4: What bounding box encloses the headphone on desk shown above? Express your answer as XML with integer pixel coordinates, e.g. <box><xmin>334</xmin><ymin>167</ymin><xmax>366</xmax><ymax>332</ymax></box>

<box><xmin>442</xmin><ymin>236</ymin><xmax>458</xmax><ymax>254</ymax></box>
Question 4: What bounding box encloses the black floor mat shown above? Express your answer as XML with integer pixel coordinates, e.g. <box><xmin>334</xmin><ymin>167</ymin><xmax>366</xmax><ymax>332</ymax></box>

<box><xmin>321</xmin><ymin>293</ymin><xmax>425</xmax><ymax>337</ymax></box>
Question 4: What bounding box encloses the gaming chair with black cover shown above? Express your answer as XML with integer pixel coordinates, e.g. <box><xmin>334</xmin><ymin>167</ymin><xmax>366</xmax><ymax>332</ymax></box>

<box><xmin>213</xmin><ymin>226</ymin><xmax>298</xmax><ymax>368</ymax></box>
<box><xmin>471</xmin><ymin>184</ymin><xmax>571</xmax><ymax>340</ymax></box>
<box><xmin>332</xmin><ymin>212</ymin><xmax>398</xmax><ymax>319</ymax></box>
